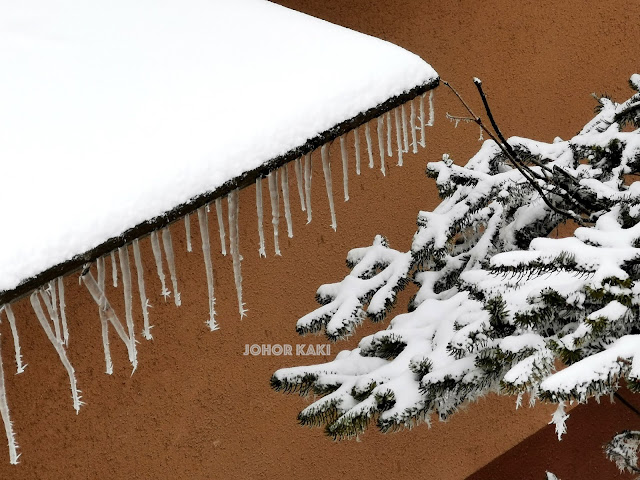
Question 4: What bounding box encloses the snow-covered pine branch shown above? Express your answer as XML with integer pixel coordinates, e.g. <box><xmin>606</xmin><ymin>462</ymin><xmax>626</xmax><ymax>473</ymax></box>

<box><xmin>273</xmin><ymin>76</ymin><xmax>640</xmax><ymax>470</ymax></box>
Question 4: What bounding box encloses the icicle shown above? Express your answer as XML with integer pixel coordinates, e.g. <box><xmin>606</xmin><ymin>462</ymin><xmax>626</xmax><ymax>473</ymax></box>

<box><xmin>197</xmin><ymin>206</ymin><xmax>218</xmax><ymax>331</ymax></box>
<box><xmin>401</xmin><ymin>104</ymin><xmax>409</xmax><ymax>153</ymax></box>
<box><xmin>427</xmin><ymin>89</ymin><xmax>435</xmax><ymax>126</ymax></box>
<box><xmin>294</xmin><ymin>157</ymin><xmax>306</xmax><ymax>212</ymax></box>
<box><xmin>410</xmin><ymin>99</ymin><xmax>418</xmax><ymax>154</ymax></box>
<box><xmin>0</xmin><ymin>338</ymin><xmax>19</xmax><ymax>464</ymax></box>
<box><xmin>321</xmin><ymin>144</ymin><xmax>337</xmax><ymax>231</ymax></box>
<box><xmin>3</xmin><ymin>306</ymin><xmax>25</xmax><ymax>374</ymax></box>
<box><xmin>515</xmin><ymin>392</ymin><xmax>523</xmax><ymax>409</ymax></box>
<box><xmin>304</xmin><ymin>152</ymin><xmax>312</xmax><ymax>223</ymax></box>
<box><xmin>96</xmin><ymin>258</ymin><xmax>113</xmax><ymax>374</ymax></box>
<box><xmin>376</xmin><ymin>116</ymin><xmax>386</xmax><ymax>176</ymax></box>
<box><xmin>364</xmin><ymin>123</ymin><xmax>374</xmax><ymax>169</ymax></box>
<box><xmin>215</xmin><ymin>198</ymin><xmax>227</xmax><ymax>256</ymax></box>
<box><xmin>110</xmin><ymin>251</ymin><xmax>118</xmax><ymax>288</ymax></box>
<box><xmin>227</xmin><ymin>191</ymin><xmax>246</xmax><ymax>318</ymax></box>
<box><xmin>549</xmin><ymin>401</ymin><xmax>569</xmax><ymax>441</ymax></box>
<box><xmin>30</xmin><ymin>292</ymin><xmax>83</xmax><ymax>413</ymax></box>
<box><xmin>419</xmin><ymin>93</ymin><xmax>426</xmax><ymax>148</ymax></box>
<box><xmin>161</xmin><ymin>227</ymin><xmax>181</xmax><ymax>307</ymax></box>
<box><xmin>256</xmin><ymin>177</ymin><xmax>266</xmax><ymax>257</ymax></box>
<box><xmin>339</xmin><ymin>135</ymin><xmax>349</xmax><ymax>201</ymax></box>
<box><xmin>118</xmin><ymin>246</ymin><xmax>137</xmax><ymax>371</ymax></box>
<box><xmin>386</xmin><ymin>111</ymin><xmax>393</xmax><ymax>157</ymax></box>
<box><xmin>394</xmin><ymin>108</ymin><xmax>404</xmax><ymax>166</ymax></box>
<box><xmin>184</xmin><ymin>214</ymin><xmax>192</xmax><ymax>253</ymax></box>
<box><xmin>268</xmin><ymin>171</ymin><xmax>281</xmax><ymax>255</ymax></box>
<box><xmin>281</xmin><ymin>165</ymin><xmax>293</xmax><ymax>238</ymax></box>
<box><xmin>57</xmin><ymin>277</ymin><xmax>68</xmax><ymax>346</ymax></box>
<box><xmin>354</xmin><ymin>126</ymin><xmax>361</xmax><ymax>175</ymax></box>
<box><xmin>42</xmin><ymin>283</ymin><xmax>61</xmax><ymax>343</ymax></box>
<box><xmin>132</xmin><ymin>239</ymin><xmax>152</xmax><ymax>340</ymax></box>
<box><xmin>83</xmin><ymin>269</ymin><xmax>135</xmax><ymax>370</ymax></box>
<box><xmin>150</xmin><ymin>231</ymin><xmax>170</xmax><ymax>300</ymax></box>
<box><xmin>523</xmin><ymin>384</ymin><xmax>538</xmax><ymax>407</ymax></box>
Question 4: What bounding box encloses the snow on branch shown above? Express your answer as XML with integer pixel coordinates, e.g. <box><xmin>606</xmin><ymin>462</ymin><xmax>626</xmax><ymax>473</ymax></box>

<box><xmin>274</xmin><ymin>76</ymin><xmax>640</xmax><ymax>452</ymax></box>
<box><xmin>295</xmin><ymin>235</ymin><xmax>411</xmax><ymax>341</ymax></box>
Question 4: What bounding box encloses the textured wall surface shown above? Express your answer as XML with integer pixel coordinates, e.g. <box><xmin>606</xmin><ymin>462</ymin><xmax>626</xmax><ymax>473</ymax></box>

<box><xmin>1</xmin><ymin>1</ymin><xmax>639</xmax><ymax>479</ymax></box>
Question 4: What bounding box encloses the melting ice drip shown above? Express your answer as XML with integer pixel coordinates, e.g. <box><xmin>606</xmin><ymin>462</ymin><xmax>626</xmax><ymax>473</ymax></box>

<box><xmin>0</xmin><ymin>91</ymin><xmax>435</xmax><ymax>464</ymax></box>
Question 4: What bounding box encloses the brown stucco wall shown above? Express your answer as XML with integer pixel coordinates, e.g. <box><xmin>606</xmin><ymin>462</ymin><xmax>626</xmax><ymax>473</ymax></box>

<box><xmin>1</xmin><ymin>1</ymin><xmax>639</xmax><ymax>479</ymax></box>
<box><xmin>468</xmin><ymin>388</ymin><xmax>640</xmax><ymax>480</ymax></box>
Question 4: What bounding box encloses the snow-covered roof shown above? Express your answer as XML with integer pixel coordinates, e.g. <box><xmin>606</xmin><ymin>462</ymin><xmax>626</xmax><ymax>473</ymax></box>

<box><xmin>0</xmin><ymin>0</ymin><xmax>437</xmax><ymax>302</ymax></box>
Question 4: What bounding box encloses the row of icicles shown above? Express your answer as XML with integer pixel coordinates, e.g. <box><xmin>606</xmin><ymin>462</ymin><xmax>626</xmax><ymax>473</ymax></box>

<box><xmin>0</xmin><ymin>89</ymin><xmax>434</xmax><ymax>464</ymax></box>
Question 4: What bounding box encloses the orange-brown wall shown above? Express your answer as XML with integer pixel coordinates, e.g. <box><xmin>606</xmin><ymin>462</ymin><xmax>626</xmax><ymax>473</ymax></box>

<box><xmin>1</xmin><ymin>1</ymin><xmax>639</xmax><ymax>479</ymax></box>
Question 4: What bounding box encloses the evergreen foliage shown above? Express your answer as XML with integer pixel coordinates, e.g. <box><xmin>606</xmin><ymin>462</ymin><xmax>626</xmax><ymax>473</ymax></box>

<box><xmin>272</xmin><ymin>75</ymin><xmax>640</xmax><ymax>473</ymax></box>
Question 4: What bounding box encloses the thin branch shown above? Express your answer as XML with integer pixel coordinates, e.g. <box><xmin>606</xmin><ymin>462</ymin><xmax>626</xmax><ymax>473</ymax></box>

<box><xmin>615</xmin><ymin>391</ymin><xmax>640</xmax><ymax>418</ymax></box>
<box><xmin>474</xmin><ymin>78</ymin><xmax>583</xmax><ymax>187</ymax></box>
<box><xmin>443</xmin><ymin>80</ymin><xmax>585</xmax><ymax>225</ymax></box>
<box><xmin>473</xmin><ymin>79</ymin><xmax>520</xmax><ymax>161</ymax></box>
<box><xmin>443</xmin><ymin>79</ymin><xmax>588</xmax><ymax>225</ymax></box>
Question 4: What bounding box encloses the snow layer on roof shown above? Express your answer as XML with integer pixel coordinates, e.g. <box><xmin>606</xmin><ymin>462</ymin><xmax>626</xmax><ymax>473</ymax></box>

<box><xmin>0</xmin><ymin>0</ymin><xmax>437</xmax><ymax>293</ymax></box>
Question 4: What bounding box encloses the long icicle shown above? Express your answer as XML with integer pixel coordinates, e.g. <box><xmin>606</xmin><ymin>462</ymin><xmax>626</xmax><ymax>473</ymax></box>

<box><xmin>294</xmin><ymin>157</ymin><xmax>306</xmax><ymax>212</ymax></box>
<box><xmin>228</xmin><ymin>191</ymin><xmax>246</xmax><ymax>318</ymax></box>
<box><xmin>57</xmin><ymin>277</ymin><xmax>69</xmax><ymax>346</ymax></box>
<box><xmin>0</xmin><ymin>337</ymin><xmax>19</xmax><ymax>464</ymax></box>
<box><xmin>276</xmin><ymin>165</ymin><xmax>281</xmax><ymax>209</ymax></box>
<box><xmin>419</xmin><ymin>92</ymin><xmax>426</xmax><ymax>148</ymax></box>
<box><xmin>215</xmin><ymin>198</ymin><xmax>227</xmax><ymax>256</ymax></box>
<box><xmin>3</xmin><ymin>306</ymin><xmax>25</xmax><ymax>374</ymax></box>
<box><xmin>304</xmin><ymin>152</ymin><xmax>312</xmax><ymax>223</ymax></box>
<box><xmin>42</xmin><ymin>283</ymin><xmax>61</xmax><ymax>343</ymax></box>
<box><xmin>184</xmin><ymin>214</ymin><xmax>192</xmax><ymax>253</ymax></box>
<box><xmin>401</xmin><ymin>103</ymin><xmax>409</xmax><ymax>153</ymax></box>
<box><xmin>394</xmin><ymin>107</ymin><xmax>404</xmax><ymax>166</ymax></box>
<box><xmin>364</xmin><ymin>123</ymin><xmax>374</xmax><ymax>169</ymax></box>
<box><xmin>30</xmin><ymin>292</ymin><xmax>83</xmax><ymax>413</ymax></box>
<box><xmin>97</xmin><ymin>258</ymin><xmax>113</xmax><ymax>374</ymax></box>
<box><xmin>118</xmin><ymin>246</ymin><xmax>138</xmax><ymax>372</ymax></box>
<box><xmin>376</xmin><ymin>116</ymin><xmax>386</xmax><ymax>176</ymax></box>
<box><xmin>386</xmin><ymin>111</ymin><xmax>393</xmax><ymax>157</ymax></box>
<box><xmin>281</xmin><ymin>165</ymin><xmax>293</xmax><ymax>238</ymax></box>
<box><xmin>340</xmin><ymin>135</ymin><xmax>349</xmax><ymax>201</ymax></box>
<box><xmin>197</xmin><ymin>206</ymin><xmax>219</xmax><ymax>331</ymax></box>
<box><xmin>427</xmin><ymin>89</ymin><xmax>435</xmax><ymax>126</ymax></box>
<box><xmin>132</xmin><ymin>239</ymin><xmax>152</xmax><ymax>340</ymax></box>
<box><xmin>162</xmin><ymin>227</ymin><xmax>181</xmax><ymax>307</ymax></box>
<box><xmin>410</xmin><ymin>99</ymin><xmax>418</xmax><ymax>154</ymax></box>
<box><xmin>83</xmin><ymin>270</ymin><xmax>135</xmax><ymax>369</ymax></box>
<box><xmin>268</xmin><ymin>170</ymin><xmax>281</xmax><ymax>255</ymax></box>
<box><xmin>354</xmin><ymin>126</ymin><xmax>361</xmax><ymax>175</ymax></box>
<box><xmin>150</xmin><ymin>231</ymin><xmax>170</xmax><ymax>300</ymax></box>
<box><xmin>321</xmin><ymin>143</ymin><xmax>337</xmax><ymax>231</ymax></box>
<box><xmin>256</xmin><ymin>178</ymin><xmax>266</xmax><ymax>257</ymax></box>
<box><xmin>110</xmin><ymin>251</ymin><xmax>118</xmax><ymax>288</ymax></box>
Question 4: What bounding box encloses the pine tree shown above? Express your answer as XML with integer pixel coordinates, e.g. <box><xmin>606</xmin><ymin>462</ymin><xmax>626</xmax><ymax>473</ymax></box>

<box><xmin>272</xmin><ymin>75</ymin><xmax>640</xmax><ymax>474</ymax></box>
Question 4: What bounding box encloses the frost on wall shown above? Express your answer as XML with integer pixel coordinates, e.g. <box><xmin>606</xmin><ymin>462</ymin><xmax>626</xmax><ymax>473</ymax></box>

<box><xmin>0</xmin><ymin>88</ymin><xmax>437</xmax><ymax>464</ymax></box>
<box><xmin>273</xmin><ymin>76</ymin><xmax>640</xmax><ymax>451</ymax></box>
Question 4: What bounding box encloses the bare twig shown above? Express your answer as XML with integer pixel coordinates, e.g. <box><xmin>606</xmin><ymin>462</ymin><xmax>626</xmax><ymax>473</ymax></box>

<box><xmin>442</xmin><ymin>79</ymin><xmax>587</xmax><ymax>225</ymax></box>
<box><xmin>472</xmin><ymin>78</ymin><xmax>575</xmax><ymax>183</ymax></box>
<box><xmin>615</xmin><ymin>391</ymin><xmax>640</xmax><ymax>418</ymax></box>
